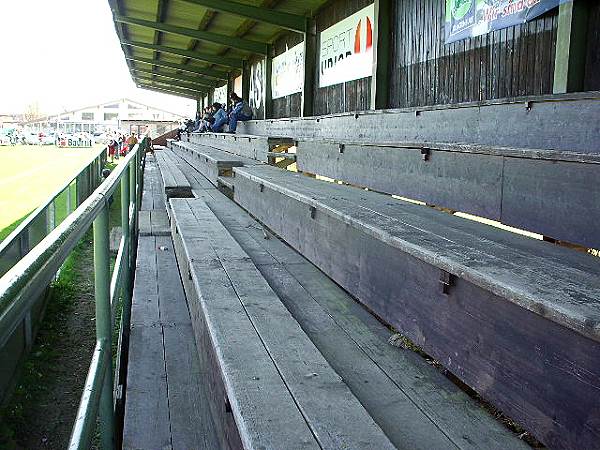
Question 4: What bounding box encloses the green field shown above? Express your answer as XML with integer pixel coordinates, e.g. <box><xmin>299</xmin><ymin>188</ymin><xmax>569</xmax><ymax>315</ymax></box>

<box><xmin>0</xmin><ymin>144</ymin><xmax>104</xmax><ymax>241</ymax></box>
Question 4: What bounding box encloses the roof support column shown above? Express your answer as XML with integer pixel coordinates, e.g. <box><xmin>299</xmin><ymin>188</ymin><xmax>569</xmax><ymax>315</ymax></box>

<box><xmin>242</xmin><ymin>61</ymin><xmax>251</xmax><ymax>103</ymax></box>
<box><xmin>264</xmin><ymin>51</ymin><xmax>273</xmax><ymax>119</ymax></box>
<box><xmin>553</xmin><ymin>0</ymin><xmax>589</xmax><ymax>94</ymax></box>
<box><xmin>370</xmin><ymin>0</ymin><xmax>393</xmax><ymax>109</ymax></box>
<box><xmin>301</xmin><ymin>19</ymin><xmax>316</xmax><ymax>117</ymax></box>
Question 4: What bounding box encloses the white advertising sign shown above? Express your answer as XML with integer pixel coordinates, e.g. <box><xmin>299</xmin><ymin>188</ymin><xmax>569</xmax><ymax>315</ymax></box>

<box><xmin>214</xmin><ymin>84</ymin><xmax>227</xmax><ymax>106</ymax></box>
<box><xmin>271</xmin><ymin>43</ymin><xmax>304</xmax><ymax>99</ymax></box>
<box><xmin>319</xmin><ymin>4</ymin><xmax>375</xmax><ymax>88</ymax></box>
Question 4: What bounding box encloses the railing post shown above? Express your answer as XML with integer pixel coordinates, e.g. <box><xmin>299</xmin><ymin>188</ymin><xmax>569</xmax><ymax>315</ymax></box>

<box><xmin>93</xmin><ymin>204</ymin><xmax>114</xmax><ymax>450</ymax></box>
<box><xmin>120</xmin><ymin>163</ymin><xmax>132</xmax><ymax>319</ymax></box>
<box><xmin>66</xmin><ymin>182</ymin><xmax>72</xmax><ymax>215</ymax></box>
<box><xmin>46</xmin><ymin>201</ymin><xmax>56</xmax><ymax>233</ymax></box>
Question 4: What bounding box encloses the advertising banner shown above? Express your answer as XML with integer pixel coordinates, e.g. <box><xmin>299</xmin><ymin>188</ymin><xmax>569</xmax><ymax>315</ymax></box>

<box><xmin>249</xmin><ymin>59</ymin><xmax>265</xmax><ymax>115</ymax></box>
<box><xmin>213</xmin><ymin>84</ymin><xmax>227</xmax><ymax>106</ymax></box>
<box><xmin>445</xmin><ymin>0</ymin><xmax>567</xmax><ymax>44</ymax></box>
<box><xmin>271</xmin><ymin>43</ymin><xmax>304</xmax><ymax>99</ymax></box>
<box><xmin>319</xmin><ymin>4</ymin><xmax>375</xmax><ymax>88</ymax></box>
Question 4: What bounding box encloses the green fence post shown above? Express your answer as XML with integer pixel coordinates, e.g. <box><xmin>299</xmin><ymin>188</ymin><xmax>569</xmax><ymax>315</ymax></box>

<box><xmin>120</xmin><ymin>164</ymin><xmax>132</xmax><ymax>317</ymax></box>
<box><xmin>46</xmin><ymin>201</ymin><xmax>56</xmax><ymax>234</ymax></box>
<box><xmin>66</xmin><ymin>182</ymin><xmax>72</xmax><ymax>215</ymax></box>
<box><xmin>93</xmin><ymin>204</ymin><xmax>114</xmax><ymax>450</ymax></box>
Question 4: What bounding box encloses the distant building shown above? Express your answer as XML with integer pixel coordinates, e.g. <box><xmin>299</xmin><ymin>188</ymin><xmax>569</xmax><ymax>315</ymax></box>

<box><xmin>0</xmin><ymin>114</ymin><xmax>24</xmax><ymax>129</ymax></box>
<box><xmin>24</xmin><ymin>98</ymin><xmax>186</xmax><ymax>136</ymax></box>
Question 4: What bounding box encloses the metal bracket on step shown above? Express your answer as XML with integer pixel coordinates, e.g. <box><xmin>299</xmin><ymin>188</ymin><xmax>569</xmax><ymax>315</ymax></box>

<box><xmin>310</xmin><ymin>205</ymin><xmax>316</xmax><ymax>219</ymax></box>
<box><xmin>439</xmin><ymin>270</ymin><xmax>453</xmax><ymax>295</ymax></box>
<box><xmin>421</xmin><ymin>148</ymin><xmax>431</xmax><ymax>161</ymax></box>
<box><xmin>338</xmin><ymin>144</ymin><xmax>345</xmax><ymax>154</ymax></box>
<box><xmin>259</xmin><ymin>183</ymin><xmax>264</xmax><ymax>192</ymax></box>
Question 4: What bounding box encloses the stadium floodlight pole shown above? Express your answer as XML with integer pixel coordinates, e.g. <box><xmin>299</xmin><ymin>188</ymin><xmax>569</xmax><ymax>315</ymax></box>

<box><xmin>125</xmin><ymin>56</ymin><xmax>229</xmax><ymax>80</ymax></box>
<box><xmin>115</xmin><ymin>15</ymin><xmax>268</xmax><ymax>55</ymax></box>
<box><xmin>122</xmin><ymin>40</ymin><xmax>243</xmax><ymax>69</ymax></box>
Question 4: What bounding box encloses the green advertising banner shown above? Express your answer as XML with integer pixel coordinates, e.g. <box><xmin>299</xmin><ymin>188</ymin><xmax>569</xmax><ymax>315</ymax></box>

<box><xmin>445</xmin><ymin>0</ymin><xmax>568</xmax><ymax>44</ymax></box>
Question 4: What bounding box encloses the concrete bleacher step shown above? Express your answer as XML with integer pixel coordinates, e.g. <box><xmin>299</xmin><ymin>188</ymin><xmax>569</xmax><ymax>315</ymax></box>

<box><xmin>190</xmin><ymin>132</ymin><xmax>294</xmax><ymax>161</ymax></box>
<box><xmin>155</xmin><ymin>149</ymin><xmax>194</xmax><ymax>198</ymax></box>
<box><xmin>295</xmin><ymin>139</ymin><xmax>600</xmax><ymax>249</ymax></box>
<box><xmin>170</xmin><ymin>140</ymin><xmax>259</xmax><ymax>186</ymax></box>
<box><xmin>170</xmin><ymin>198</ymin><xmax>398</xmax><ymax>450</ymax></box>
<box><xmin>231</xmin><ymin>164</ymin><xmax>600</xmax><ymax>450</ymax></box>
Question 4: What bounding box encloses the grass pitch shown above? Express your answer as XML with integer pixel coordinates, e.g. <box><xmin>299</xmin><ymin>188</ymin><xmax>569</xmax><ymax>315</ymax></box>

<box><xmin>0</xmin><ymin>144</ymin><xmax>104</xmax><ymax>240</ymax></box>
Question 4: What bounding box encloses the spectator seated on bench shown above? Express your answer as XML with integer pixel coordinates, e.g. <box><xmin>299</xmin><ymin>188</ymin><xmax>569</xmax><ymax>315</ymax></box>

<box><xmin>209</xmin><ymin>102</ymin><xmax>228</xmax><ymax>132</ymax></box>
<box><xmin>228</xmin><ymin>92</ymin><xmax>252</xmax><ymax>133</ymax></box>
<box><xmin>193</xmin><ymin>106</ymin><xmax>215</xmax><ymax>133</ymax></box>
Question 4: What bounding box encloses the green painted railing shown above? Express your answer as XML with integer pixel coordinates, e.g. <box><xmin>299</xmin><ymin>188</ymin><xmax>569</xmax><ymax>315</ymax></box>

<box><xmin>0</xmin><ymin>148</ymin><xmax>107</xmax><ymax>278</ymax></box>
<box><xmin>0</xmin><ymin>138</ymin><xmax>146</xmax><ymax>449</ymax></box>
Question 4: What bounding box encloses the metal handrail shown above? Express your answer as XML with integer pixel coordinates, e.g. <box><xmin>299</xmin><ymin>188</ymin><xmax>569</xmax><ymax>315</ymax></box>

<box><xmin>0</xmin><ymin>146</ymin><xmax>107</xmax><ymax>278</ymax></box>
<box><xmin>0</xmin><ymin>138</ymin><xmax>146</xmax><ymax>449</ymax></box>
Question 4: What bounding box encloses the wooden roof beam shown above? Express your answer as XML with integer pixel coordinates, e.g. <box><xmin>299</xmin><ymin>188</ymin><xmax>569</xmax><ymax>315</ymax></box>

<box><xmin>135</xmin><ymin>76</ymin><xmax>207</xmax><ymax>95</ymax></box>
<box><xmin>115</xmin><ymin>15</ymin><xmax>268</xmax><ymax>55</ymax></box>
<box><xmin>137</xmin><ymin>83</ymin><xmax>198</xmax><ymax>99</ymax></box>
<box><xmin>125</xmin><ymin>56</ymin><xmax>229</xmax><ymax>80</ymax></box>
<box><xmin>132</xmin><ymin>67</ymin><xmax>219</xmax><ymax>88</ymax></box>
<box><xmin>123</xmin><ymin>40</ymin><xmax>243</xmax><ymax>68</ymax></box>
<box><xmin>180</xmin><ymin>0</ymin><xmax>307</xmax><ymax>32</ymax></box>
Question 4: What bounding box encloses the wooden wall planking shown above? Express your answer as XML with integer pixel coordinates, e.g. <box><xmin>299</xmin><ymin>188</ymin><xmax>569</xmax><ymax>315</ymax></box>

<box><xmin>271</xmin><ymin>33</ymin><xmax>304</xmax><ymax>119</ymax></box>
<box><xmin>585</xmin><ymin>2</ymin><xmax>600</xmax><ymax>91</ymax></box>
<box><xmin>263</xmin><ymin>0</ymin><xmax>600</xmax><ymax>117</ymax></box>
<box><xmin>312</xmin><ymin>0</ymin><xmax>373</xmax><ymax>115</ymax></box>
<box><xmin>390</xmin><ymin>0</ymin><xmax>559</xmax><ymax>108</ymax></box>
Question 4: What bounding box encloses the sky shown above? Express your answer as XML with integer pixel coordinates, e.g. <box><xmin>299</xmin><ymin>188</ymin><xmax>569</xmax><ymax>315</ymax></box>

<box><xmin>0</xmin><ymin>0</ymin><xmax>196</xmax><ymax>117</ymax></box>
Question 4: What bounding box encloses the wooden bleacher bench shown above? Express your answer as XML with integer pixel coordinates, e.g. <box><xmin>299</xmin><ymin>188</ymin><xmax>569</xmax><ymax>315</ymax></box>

<box><xmin>155</xmin><ymin>149</ymin><xmax>193</xmax><ymax>199</ymax></box>
<box><xmin>190</xmin><ymin>132</ymin><xmax>294</xmax><ymax>162</ymax></box>
<box><xmin>170</xmin><ymin>198</ymin><xmax>398</xmax><ymax>450</ymax></box>
<box><xmin>156</xmin><ymin>154</ymin><xmax>529</xmax><ymax>449</ymax></box>
<box><xmin>231</xmin><ymin>163</ymin><xmax>600</xmax><ymax>450</ymax></box>
<box><xmin>170</xmin><ymin>140</ymin><xmax>259</xmax><ymax>186</ymax></box>
<box><xmin>295</xmin><ymin>139</ymin><xmax>600</xmax><ymax>249</ymax></box>
<box><xmin>124</xmin><ymin>157</ymin><xmax>219</xmax><ymax>450</ymax></box>
<box><xmin>234</xmin><ymin>92</ymin><xmax>600</xmax><ymax>154</ymax></box>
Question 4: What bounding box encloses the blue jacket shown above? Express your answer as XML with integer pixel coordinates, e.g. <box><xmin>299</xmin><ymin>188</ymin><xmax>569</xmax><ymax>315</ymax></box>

<box><xmin>212</xmin><ymin>107</ymin><xmax>227</xmax><ymax>123</ymax></box>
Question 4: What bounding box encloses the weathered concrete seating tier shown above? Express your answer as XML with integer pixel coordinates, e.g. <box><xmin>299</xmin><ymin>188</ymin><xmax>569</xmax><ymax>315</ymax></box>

<box><xmin>155</xmin><ymin>149</ymin><xmax>193</xmax><ymax>198</ymax></box>
<box><xmin>232</xmin><ymin>164</ymin><xmax>600</xmax><ymax>450</ymax></box>
<box><xmin>296</xmin><ymin>140</ymin><xmax>600</xmax><ymax>249</ymax></box>
<box><xmin>124</xmin><ymin>158</ymin><xmax>218</xmax><ymax>449</ymax></box>
<box><xmin>189</xmin><ymin>132</ymin><xmax>293</xmax><ymax>161</ymax></box>
<box><xmin>236</xmin><ymin>92</ymin><xmax>600</xmax><ymax>154</ymax></box>
<box><xmin>170</xmin><ymin>140</ymin><xmax>259</xmax><ymax>186</ymax></box>
<box><xmin>170</xmin><ymin>198</ymin><xmax>397</xmax><ymax>450</ymax></box>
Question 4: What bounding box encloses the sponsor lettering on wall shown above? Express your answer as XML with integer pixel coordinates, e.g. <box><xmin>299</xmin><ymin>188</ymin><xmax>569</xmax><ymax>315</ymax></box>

<box><xmin>249</xmin><ymin>59</ymin><xmax>265</xmax><ymax>116</ymax></box>
<box><xmin>271</xmin><ymin>43</ymin><xmax>304</xmax><ymax>99</ymax></box>
<box><xmin>214</xmin><ymin>84</ymin><xmax>227</xmax><ymax>106</ymax></box>
<box><xmin>445</xmin><ymin>0</ymin><xmax>568</xmax><ymax>44</ymax></box>
<box><xmin>319</xmin><ymin>4</ymin><xmax>374</xmax><ymax>88</ymax></box>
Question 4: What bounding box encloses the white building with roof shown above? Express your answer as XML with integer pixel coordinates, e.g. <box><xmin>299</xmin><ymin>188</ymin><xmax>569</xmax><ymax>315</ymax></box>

<box><xmin>25</xmin><ymin>98</ymin><xmax>186</xmax><ymax>136</ymax></box>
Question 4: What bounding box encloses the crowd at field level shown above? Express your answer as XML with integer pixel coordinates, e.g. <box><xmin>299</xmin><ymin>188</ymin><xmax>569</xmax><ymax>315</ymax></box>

<box><xmin>107</xmin><ymin>132</ymin><xmax>138</xmax><ymax>162</ymax></box>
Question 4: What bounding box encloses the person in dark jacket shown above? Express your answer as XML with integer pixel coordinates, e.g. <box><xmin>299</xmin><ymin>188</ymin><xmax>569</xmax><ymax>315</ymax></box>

<box><xmin>210</xmin><ymin>102</ymin><xmax>228</xmax><ymax>132</ymax></box>
<box><xmin>228</xmin><ymin>93</ymin><xmax>253</xmax><ymax>133</ymax></box>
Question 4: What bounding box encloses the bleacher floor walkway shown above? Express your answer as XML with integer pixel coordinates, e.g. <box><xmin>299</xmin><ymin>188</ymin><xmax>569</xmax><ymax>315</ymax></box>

<box><xmin>123</xmin><ymin>155</ymin><xmax>219</xmax><ymax>449</ymax></box>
